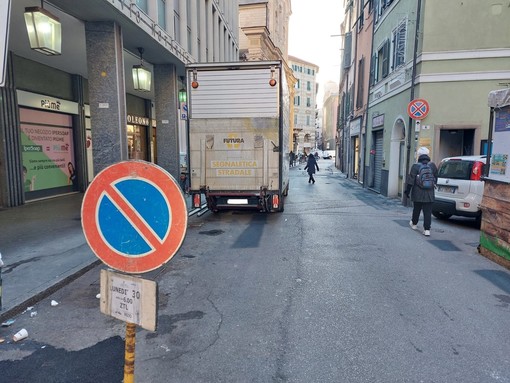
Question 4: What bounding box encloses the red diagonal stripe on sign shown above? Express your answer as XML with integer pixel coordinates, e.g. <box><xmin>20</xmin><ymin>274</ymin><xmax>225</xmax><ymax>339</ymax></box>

<box><xmin>103</xmin><ymin>183</ymin><xmax>163</xmax><ymax>251</ymax></box>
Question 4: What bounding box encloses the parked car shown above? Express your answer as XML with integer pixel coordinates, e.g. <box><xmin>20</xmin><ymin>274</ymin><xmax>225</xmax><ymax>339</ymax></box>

<box><xmin>322</xmin><ymin>150</ymin><xmax>334</xmax><ymax>160</ymax></box>
<box><xmin>432</xmin><ymin>155</ymin><xmax>486</xmax><ymax>224</ymax></box>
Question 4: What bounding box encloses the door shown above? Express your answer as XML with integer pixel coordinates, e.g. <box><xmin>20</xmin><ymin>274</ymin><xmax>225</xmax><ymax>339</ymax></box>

<box><xmin>373</xmin><ymin>130</ymin><xmax>384</xmax><ymax>192</ymax></box>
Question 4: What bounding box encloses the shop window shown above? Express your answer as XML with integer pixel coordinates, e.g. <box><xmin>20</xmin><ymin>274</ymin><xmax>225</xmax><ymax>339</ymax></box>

<box><xmin>127</xmin><ymin>124</ymin><xmax>148</xmax><ymax>161</ymax></box>
<box><xmin>19</xmin><ymin>108</ymin><xmax>75</xmax><ymax>196</ymax></box>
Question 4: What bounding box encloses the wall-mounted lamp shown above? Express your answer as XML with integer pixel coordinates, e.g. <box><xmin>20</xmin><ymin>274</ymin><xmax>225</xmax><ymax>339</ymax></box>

<box><xmin>269</xmin><ymin>66</ymin><xmax>277</xmax><ymax>87</ymax></box>
<box><xmin>24</xmin><ymin>1</ymin><xmax>62</xmax><ymax>56</ymax></box>
<box><xmin>191</xmin><ymin>69</ymin><xmax>199</xmax><ymax>89</ymax></box>
<box><xmin>132</xmin><ymin>47</ymin><xmax>151</xmax><ymax>92</ymax></box>
<box><xmin>178</xmin><ymin>88</ymin><xmax>187</xmax><ymax>103</ymax></box>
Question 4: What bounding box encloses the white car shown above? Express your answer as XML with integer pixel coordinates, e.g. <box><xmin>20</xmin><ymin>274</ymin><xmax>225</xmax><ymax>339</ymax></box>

<box><xmin>432</xmin><ymin>155</ymin><xmax>486</xmax><ymax>224</ymax></box>
<box><xmin>321</xmin><ymin>150</ymin><xmax>334</xmax><ymax>159</ymax></box>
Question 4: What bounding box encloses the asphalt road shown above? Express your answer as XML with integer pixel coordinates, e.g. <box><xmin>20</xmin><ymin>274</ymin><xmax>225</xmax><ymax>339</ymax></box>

<box><xmin>1</xmin><ymin>159</ymin><xmax>509</xmax><ymax>383</ymax></box>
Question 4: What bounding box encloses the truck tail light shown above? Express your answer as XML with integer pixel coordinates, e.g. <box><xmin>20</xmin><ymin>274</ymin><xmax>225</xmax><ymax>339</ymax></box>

<box><xmin>470</xmin><ymin>161</ymin><xmax>484</xmax><ymax>181</ymax></box>
<box><xmin>272</xmin><ymin>195</ymin><xmax>279</xmax><ymax>209</ymax></box>
<box><xmin>192</xmin><ymin>193</ymin><xmax>201</xmax><ymax>208</ymax></box>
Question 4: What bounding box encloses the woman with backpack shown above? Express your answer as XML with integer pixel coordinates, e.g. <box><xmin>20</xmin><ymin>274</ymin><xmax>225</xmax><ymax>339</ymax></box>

<box><xmin>404</xmin><ymin>147</ymin><xmax>438</xmax><ymax>236</ymax></box>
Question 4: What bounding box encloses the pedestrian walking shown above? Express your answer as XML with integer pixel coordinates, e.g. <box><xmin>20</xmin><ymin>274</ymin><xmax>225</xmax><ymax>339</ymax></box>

<box><xmin>404</xmin><ymin>147</ymin><xmax>438</xmax><ymax>236</ymax></box>
<box><xmin>304</xmin><ymin>153</ymin><xmax>319</xmax><ymax>184</ymax></box>
<box><xmin>289</xmin><ymin>151</ymin><xmax>295</xmax><ymax>167</ymax></box>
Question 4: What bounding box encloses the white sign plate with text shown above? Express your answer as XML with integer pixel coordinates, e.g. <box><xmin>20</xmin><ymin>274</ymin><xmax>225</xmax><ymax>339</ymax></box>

<box><xmin>100</xmin><ymin>269</ymin><xmax>157</xmax><ymax>331</ymax></box>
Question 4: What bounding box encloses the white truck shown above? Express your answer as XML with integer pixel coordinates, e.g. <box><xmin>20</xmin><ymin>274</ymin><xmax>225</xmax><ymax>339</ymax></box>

<box><xmin>186</xmin><ymin>61</ymin><xmax>290</xmax><ymax>212</ymax></box>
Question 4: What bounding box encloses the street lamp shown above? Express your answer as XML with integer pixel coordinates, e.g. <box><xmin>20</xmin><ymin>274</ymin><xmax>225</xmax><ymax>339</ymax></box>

<box><xmin>24</xmin><ymin>1</ymin><xmax>62</xmax><ymax>56</ymax></box>
<box><xmin>132</xmin><ymin>47</ymin><xmax>151</xmax><ymax>92</ymax></box>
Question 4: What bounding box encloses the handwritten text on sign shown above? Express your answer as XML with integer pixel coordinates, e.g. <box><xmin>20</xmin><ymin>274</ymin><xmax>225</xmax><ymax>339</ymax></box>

<box><xmin>100</xmin><ymin>269</ymin><xmax>157</xmax><ymax>331</ymax></box>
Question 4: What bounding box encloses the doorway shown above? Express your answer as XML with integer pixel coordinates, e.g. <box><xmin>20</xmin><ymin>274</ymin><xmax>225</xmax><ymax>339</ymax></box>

<box><xmin>438</xmin><ymin>128</ymin><xmax>477</xmax><ymax>160</ymax></box>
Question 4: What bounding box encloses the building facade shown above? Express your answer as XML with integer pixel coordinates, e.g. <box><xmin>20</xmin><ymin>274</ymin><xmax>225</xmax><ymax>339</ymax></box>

<box><xmin>322</xmin><ymin>81</ymin><xmax>339</xmax><ymax>153</ymax></box>
<box><xmin>289</xmin><ymin>56</ymin><xmax>319</xmax><ymax>154</ymax></box>
<box><xmin>0</xmin><ymin>0</ymin><xmax>239</xmax><ymax>208</ymax></box>
<box><xmin>338</xmin><ymin>0</ymin><xmax>374</xmax><ymax>183</ymax></box>
<box><xmin>238</xmin><ymin>0</ymin><xmax>296</xmax><ymax>150</ymax></box>
<box><xmin>338</xmin><ymin>0</ymin><xmax>510</xmax><ymax>200</ymax></box>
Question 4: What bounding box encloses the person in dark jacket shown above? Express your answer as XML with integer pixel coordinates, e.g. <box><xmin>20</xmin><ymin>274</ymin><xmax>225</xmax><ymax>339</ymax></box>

<box><xmin>404</xmin><ymin>147</ymin><xmax>438</xmax><ymax>236</ymax></box>
<box><xmin>304</xmin><ymin>153</ymin><xmax>319</xmax><ymax>184</ymax></box>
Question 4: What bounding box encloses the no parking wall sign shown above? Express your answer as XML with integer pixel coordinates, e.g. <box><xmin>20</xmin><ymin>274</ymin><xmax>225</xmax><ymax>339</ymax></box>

<box><xmin>81</xmin><ymin>161</ymin><xmax>187</xmax><ymax>274</ymax></box>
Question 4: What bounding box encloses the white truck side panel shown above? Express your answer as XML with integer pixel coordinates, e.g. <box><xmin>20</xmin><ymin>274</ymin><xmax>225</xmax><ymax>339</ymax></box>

<box><xmin>189</xmin><ymin>68</ymin><xmax>279</xmax><ymax>119</ymax></box>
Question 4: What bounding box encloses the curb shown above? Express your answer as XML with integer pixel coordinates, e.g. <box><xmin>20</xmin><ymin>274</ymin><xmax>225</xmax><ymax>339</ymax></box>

<box><xmin>0</xmin><ymin>260</ymin><xmax>101</xmax><ymax>322</ymax></box>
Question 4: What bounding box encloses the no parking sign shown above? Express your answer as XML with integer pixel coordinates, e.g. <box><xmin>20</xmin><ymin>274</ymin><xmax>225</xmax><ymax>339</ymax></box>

<box><xmin>407</xmin><ymin>98</ymin><xmax>430</xmax><ymax>120</ymax></box>
<box><xmin>81</xmin><ymin>161</ymin><xmax>187</xmax><ymax>274</ymax></box>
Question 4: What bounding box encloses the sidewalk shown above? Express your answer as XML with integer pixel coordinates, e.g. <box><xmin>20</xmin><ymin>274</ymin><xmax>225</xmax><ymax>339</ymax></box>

<box><xmin>0</xmin><ymin>191</ymin><xmax>194</xmax><ymax>321</ymax></box>
<box><xmin>0</xmin><ymin>193</ymin><xmax>97</xmax><ymax>321</ymax></box>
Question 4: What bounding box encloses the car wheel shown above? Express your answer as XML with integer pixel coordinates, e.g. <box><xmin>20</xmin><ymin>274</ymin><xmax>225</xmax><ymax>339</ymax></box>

<box><xmin>432</xmin><ymin>211</ymin><xmax>452</xmax><ymax>220</ymax></box>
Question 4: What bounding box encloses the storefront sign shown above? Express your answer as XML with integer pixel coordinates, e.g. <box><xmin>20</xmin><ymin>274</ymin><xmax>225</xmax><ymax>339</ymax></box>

<box><xmin>350</xmin><ymin>117</ymin><xmax>361</xmax><ymax>136</ymax></box>
<box><xmin>17</xmin><ymin>90</ymin><xmax>79</xmax><ymax>115</ymax></box>
<box><xmin>372</xmin><ymin>114</ymin><xmax>384</xmax><ymax>128</ymax></box>
<box><xmin>127</xmin><ymin>114</ymin><xmax>150</xmax><ymax>126</ymax></box>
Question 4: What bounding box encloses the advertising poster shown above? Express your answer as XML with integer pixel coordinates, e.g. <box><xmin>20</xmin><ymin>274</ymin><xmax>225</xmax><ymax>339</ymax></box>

<box><xmin>489</xmin><ymin>106</ymin><xmax>510</xmax><ymax>182</ymax></box>
<box><xmin>20</xmin><ymin>124</ymin><xmax>75</xmax><ymax>192</ymax></box>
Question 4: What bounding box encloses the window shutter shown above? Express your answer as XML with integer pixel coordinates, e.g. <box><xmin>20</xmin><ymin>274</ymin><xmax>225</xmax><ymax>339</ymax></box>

<box><xmin>369</xmin><ymin>54</ymin><xmax>375</xmax><ymax>86</ymax></box>
<box><xmin>396</xmin><ymin>23</ymin><xmax>406</xmax><ymax>67</ymax></box>
<box><xmin>382</xmin><ymin>39</ymin><xmax>390</xmax><ymax>78</ymax></box>
<box><xmin>356</xmin><ymin>57</ymin><xmax>365</xmax><ymax>109</ymax></box>
<box><xmin>343</xmin><ymin>32</ymin><xmax>352</xmax><ymax>69</ymax></box>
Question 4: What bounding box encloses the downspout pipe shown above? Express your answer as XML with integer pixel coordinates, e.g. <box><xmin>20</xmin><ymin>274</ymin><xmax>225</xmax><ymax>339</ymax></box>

<box><xmin>404</xmin><ymin>0</ymin><xmax>422</xmax><ymax>206</ymax></box>
<box><xmin>364</xmin><ymin>4</ymin><xmax>376</xmax><ymax>188</ymax></box>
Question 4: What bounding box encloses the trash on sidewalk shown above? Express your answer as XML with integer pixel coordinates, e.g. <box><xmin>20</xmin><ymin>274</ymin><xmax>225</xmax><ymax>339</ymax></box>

<box><xmin>12</xmin><ymin>328</ymin><xmax>28</xmax><ymax>342</ymax></box>
<box><xmin>50</xmin><ymin>300</ymin><xmax>59</xmax><ymax>306</ymax></box>
<box><xmin>1</xmin><ymin>319</ymin><xmax>15</xmax><ymax>327</ymax></box>
<box><xmin>0</xmin><ymin>337</ymin><xmax>5</xmax><ymax>343</ymax></box>
<box><xmin>96</xmin><ymin>293</ymin><xmax>101</xmax><ymax>299</ymax></box>
<box><xmin>30</xmin><ymin>311</ymin><xmax>37</xmax><ymax>318</ymax></box>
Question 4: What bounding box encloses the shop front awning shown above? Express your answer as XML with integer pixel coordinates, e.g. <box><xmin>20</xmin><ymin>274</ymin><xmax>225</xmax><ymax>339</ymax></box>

<box><xmin>488</xmin><ymin>88</ymin><xmax>510</xmax><ymax>108</ymax></box>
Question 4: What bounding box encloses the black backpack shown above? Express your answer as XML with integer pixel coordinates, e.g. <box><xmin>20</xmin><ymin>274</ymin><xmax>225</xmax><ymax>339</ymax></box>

<box><xmin>416</xmin><ymin>163</ymin><xmax>434</xmax><ymax>189</ymax></box>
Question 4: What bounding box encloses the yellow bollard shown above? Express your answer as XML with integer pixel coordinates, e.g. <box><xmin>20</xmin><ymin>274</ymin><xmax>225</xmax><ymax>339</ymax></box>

<box><xmin>124</xmin><ymin>322</ymin><xmax>136</xmax><ymax>383</ymax></box>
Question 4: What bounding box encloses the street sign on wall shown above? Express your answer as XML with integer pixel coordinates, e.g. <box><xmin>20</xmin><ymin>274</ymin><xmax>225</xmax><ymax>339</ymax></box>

<box><xmin>81</xmin><ymin>161</ymin><xmax>188</xmax><ymax>274</ymax></box>
<box><xmin>0</xmin><ymin>0</ymin><xmax>11</xmax><ymax>87</ymax></box>
<box><xmin>407</xmin><ymin>98</ymin><xmax>430</xmax><ymax>120</ymax></box>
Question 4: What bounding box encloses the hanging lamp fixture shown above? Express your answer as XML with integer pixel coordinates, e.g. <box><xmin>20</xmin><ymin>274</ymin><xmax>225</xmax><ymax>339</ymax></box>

<box><xmin>132</xmin><ymin>47</ymin><xmax>152</xmax><ymax>92</ymax></box>
<box><xmin>24</xmin><ymin>0</ymin><xmax>62</xmax><ymax>56</ymax></box>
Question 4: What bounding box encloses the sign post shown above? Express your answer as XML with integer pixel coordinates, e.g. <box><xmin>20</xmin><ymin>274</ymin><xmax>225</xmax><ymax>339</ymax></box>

<box><xmin>82</xmin><ymin>160</ymin><xmax>187</xmax><ymax>382</ymax></box>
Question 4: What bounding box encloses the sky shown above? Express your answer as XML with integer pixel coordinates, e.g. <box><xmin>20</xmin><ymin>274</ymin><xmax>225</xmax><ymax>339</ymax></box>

<box><xmin>288</xmin><ymin>0</ymin><xmax>345</xmax><ymax>106</ymax></box>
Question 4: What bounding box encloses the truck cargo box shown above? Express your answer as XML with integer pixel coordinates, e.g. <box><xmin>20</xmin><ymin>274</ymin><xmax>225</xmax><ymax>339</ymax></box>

<box><xmin>186</xmin><ymin>61</ymin><xmax>290</xmax><ymax>212</ymax></box>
